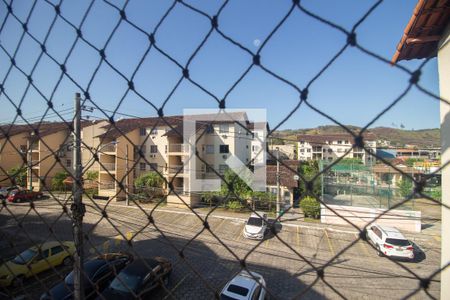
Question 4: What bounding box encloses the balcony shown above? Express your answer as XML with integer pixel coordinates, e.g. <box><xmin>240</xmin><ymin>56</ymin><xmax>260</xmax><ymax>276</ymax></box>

<box><xmin>168</xmin><ymin>144</ymin><xmax>188</xmax><ymax>154</ymax></box>
<box><xmin>100</xmin><ymin>163</ymin><xmax>116</xmax><ymax>172</ymax></box>
<box><xmin>166</xmin><ymin>165</ymin><xmax>185</xmax><ymax>176</ymax></box>
<box><xmin>100</xmin><ymin>144</ymin><xmax>117</xmax><ymax>153</ymax></box>
<box><xmin>99</xmin><ymin>181</ymin><xmax>115</xmax><ymax>190</ymax></box>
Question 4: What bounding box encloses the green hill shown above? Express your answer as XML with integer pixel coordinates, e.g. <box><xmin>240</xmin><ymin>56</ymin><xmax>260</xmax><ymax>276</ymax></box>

<box><xmin>274</xmin><ymin>125</ymin><xmax>440</xmax><ymax>148</ymax></box>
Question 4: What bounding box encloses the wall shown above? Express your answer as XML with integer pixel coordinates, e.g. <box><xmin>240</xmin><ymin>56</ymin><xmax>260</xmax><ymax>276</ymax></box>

<box><xmin>81</xmin><ymin>120</ymin><xmax>108</xmax><ymax>172</ymax></box>
<box><xmin>0</xmin><ymin>132</ymin><xmax>28</xmax><ymax>186</ymax></box>
<box><xmin>438</xmin><ymin>23</ymin><xmax>450</xmax><ymax>299</ymax></box>
<box><xmin>320</xmin><ymin>204</ymin><xmax>422</xmax><ymax>232</ymax></box>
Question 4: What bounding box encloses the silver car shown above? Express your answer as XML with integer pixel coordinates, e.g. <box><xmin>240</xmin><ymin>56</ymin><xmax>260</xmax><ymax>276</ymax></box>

<box><xmin>243</xmin><ymin>212</ymin><xmax>268</xmax><ymax>240</ymax></box>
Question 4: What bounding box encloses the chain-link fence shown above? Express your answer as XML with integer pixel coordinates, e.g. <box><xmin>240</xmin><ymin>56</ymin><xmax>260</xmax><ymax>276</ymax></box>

<box><xmin>0</xmin><ymin>0</ymin><xmax>449</xmax><ymax>299</ymax></box>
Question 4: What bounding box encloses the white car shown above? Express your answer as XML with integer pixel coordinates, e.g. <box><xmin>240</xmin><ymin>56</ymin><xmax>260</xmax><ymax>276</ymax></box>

<box><xmin>366</xmin><ymin>224</ymin><xmax>414</xmax><ymax>260</ymax></box>
<box><xmin>243</xmin><ymin>212</ymin><xmax>268</xmax><ymax>240</ymax></box>
<box><xmin>220</xmin><ymin>270</ymin><xmax>266</xmax><ymax>300</ymax></box>
<box><xmin>0</xmin><ymin>186</ymin><xmax>21</xmax><ymax>199</ymax></box>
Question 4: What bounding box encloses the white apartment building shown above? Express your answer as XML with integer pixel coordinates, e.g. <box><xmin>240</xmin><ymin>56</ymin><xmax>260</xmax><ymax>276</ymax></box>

<box><xmin>96</xmin><ymin>112</ymin><xmax>259</xmax><ymax>207</ymax></box>
<box><xmin>296</xmin><ymin>133</ymin><xmax>377</xmax><ymax>165</ymax></box>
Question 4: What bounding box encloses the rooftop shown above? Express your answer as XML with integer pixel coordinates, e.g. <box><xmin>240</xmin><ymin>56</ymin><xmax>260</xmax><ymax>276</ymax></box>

<box><xmin>391</xmin><ymin>0</ymin><xmax>450</xmax><ymax>63</ymax></box>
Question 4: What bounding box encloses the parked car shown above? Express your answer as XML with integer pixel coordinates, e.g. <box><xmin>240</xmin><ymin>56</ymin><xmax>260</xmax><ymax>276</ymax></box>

<box><xmin>0</xmin><ymin>241</ymin><xmax>75</xmax><ymax>287</ymax></box>
<box><xmin>40</xmin><ymin>253</ymin><xmax>133</xmax><ymax>300</ymax></box>
<box><xmin>220</xmin><ymin>270</ymin><xmax>267</xmax><ymax>300</ymax></box>
<box><xmin>7</xmin><ymin>190</ymin><xmax>43</xmax><ymax>203</ymax></box>
<box><xmin>0</xmin><ymin>186</ymin><xmax>21</xmax><ymax>199</ymax></box>
<box><xmin>366</xmin><ymin>224</ymin><xmax>414</xmax><ymax>260</ymax></box>
<box><xmin>243</xmin><ymin>212</ymin><xmax>268</xmax><ymax>240</ymax></box>
<box><xmin>98</xmin><ymin>257</ymin><xmax>172</xmax><ymax>299</ymax></box>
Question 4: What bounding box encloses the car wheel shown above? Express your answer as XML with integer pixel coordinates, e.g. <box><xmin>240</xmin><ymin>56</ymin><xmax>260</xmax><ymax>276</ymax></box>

<box><xmin>376</xmin><ymin>245</ymin><xmax>383</xmax><ymax>257</ymax></box>
<box><xmin>11</xmin><ymin>275</ymin><xmax>24</xmax><ymax>288</ymax></box>
<box><xmin>62</xmin><ymin>256</ymin><xmax>73</xmax><ymax>266</ymax></box>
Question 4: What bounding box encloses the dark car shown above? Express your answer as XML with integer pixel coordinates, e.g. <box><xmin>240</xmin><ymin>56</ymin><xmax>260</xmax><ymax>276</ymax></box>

<box><xmin>97</xmin><ymin>257</ymin><xmax>172</xmax><ymax>300</ymax></box>
<box><xmin>7</xmin><ymin>190</ymin><xmax>43</xmax><ymax>203</ymax></box>
<box><xmin>40</xmin><ymin>253</ymin><xmax>133</xmax><ymax>300</ymax></box>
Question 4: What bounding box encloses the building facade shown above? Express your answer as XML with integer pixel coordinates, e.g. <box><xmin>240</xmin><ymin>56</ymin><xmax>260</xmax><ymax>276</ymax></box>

<box><xmin>296</xmin><ymin>133</ymin><xmax>377</xmax><ymax>165</ymax></box>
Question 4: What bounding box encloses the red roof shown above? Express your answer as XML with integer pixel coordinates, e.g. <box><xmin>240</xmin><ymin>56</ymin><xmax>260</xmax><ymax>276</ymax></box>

<box><xmin>392</xmin><ymin>0</ymin><xmax>450</xmax><ymax>63</ymax></box>
<box><xmin>266</xmin><ymin>160</ymin><xmax>300</xmax><ymax>188</ymax></box>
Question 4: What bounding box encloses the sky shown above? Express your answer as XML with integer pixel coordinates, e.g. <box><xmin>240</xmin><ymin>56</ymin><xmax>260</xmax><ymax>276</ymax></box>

<box><xmin>0</xmin><ymin>0</ymin><xmax>442</xmax><ymax>131</ymax></box>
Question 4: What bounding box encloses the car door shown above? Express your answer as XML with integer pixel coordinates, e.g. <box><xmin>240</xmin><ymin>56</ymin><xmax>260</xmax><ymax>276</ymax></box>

<box><xmin>49</xmin><ymin>245</ymin><xmax>66</xmax><ymax>265</ymax></box>
<box><xmin>28</xmin><ymin>249</ymin><xmax>50</xmax><ymax>276</ymax></box>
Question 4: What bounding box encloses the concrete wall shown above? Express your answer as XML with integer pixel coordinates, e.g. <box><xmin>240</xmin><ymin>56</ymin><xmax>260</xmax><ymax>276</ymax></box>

<box><xmin>320</xmin><ymin>204</ymin><xmax>422</xmax><ymax>233</ymax></box>
<box><xmin>81</xmin><ymin>120</ymin><xmax>108</xmax><ymax>172</ymax></box>
<box><xmin>438</xmin><ymin>23</ymin><xmax>450</xmax><ymax>299</ymax></box>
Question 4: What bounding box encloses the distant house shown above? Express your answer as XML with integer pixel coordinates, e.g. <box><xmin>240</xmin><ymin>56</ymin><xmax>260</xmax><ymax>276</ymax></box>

<box><xmin>266</xmin><ymin>160</ymin><xmax>300</xmax><ymax>208</ymax></box>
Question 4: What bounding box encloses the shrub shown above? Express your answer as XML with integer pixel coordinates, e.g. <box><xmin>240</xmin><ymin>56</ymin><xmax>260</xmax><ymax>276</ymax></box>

<box><xmin>227</xmin><ymin>200</ymin><xmax>244</xmax><ymax>210</ymax></box>
<box><xmin>52</xmin><ymin>171</ymin><xmax>69</xmax><ymax>191</ymax></box>
<box><xmin>300</xmin><ymin>196</ymin><xmax>321</xmax><ymax>218</ymax></box>
<box><xmin>7</xmin><ymin>166</ymin><xmax>27</xmax><ymax>187</ymax></box>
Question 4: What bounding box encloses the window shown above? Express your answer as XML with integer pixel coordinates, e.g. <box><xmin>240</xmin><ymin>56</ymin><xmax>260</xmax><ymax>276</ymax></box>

<box><xmin>219</xmin><ymin>124</ymin><xmax>229</xmax><ymax>133</ymax></box>
<box><xmin>300</xmin><ymin>149</ymin><xmax>305</xmax><ymax>153</ymax></box>
<box><xmin>219</xmin><ymin>164</ymin><xmax>228</xmax><ymax>174</ymax></box>
<box><xmin>139</xmin><ymin>163</ymin><xmax>146</xmax><ymax>171</ymax></box>
<box><xmin>337</xmin><ymin>140</ymin><xmax>342</xmax><ymax>144</ymax></box>
<box><xmin>306</xmin><ymin>149</ymin><xmax>311</xmax><ymax>153</ymax></box>
<box><xmin>51</xmin><ymin>246</ymin><xmax>64</xmax><ymax>256</ymax></box>
<box><xmin>328</xmin><ymin>148</ymin><xmax>332</xmax><ymax>153</ymax></box>
<box><xmin>150</xmin><ymin>145</ymin><xmax>158</xmax><ymax>153</ymax></box>
<box><xmin>205</xmin><ymin>145</ymin><xmax>214</xmax><ymax>154</ymax></box>
<box><xmin>148</xmin><ymin>163</ymin><xmax>157</xmax><ymax>171</ymax></box>
<box><xmin>205</xmin><ymin>124</ymin><xmax>214</xmax><ymax>134</ymax></box>
<box><xmin>66</xmin><ymin>159</ymin><xmax>72</xmax><ymax>168</ymax></box>
<box><xmin>252</xmin><ymin>145</ymin><xmax>259</xmax><ymax>152</ymax></box>
<box><xmin>205</xmin><ymin>164</ymin><xmax>214</xmax><ymax>173</ymax></box>
<box><xmin>220</xmin><ymin>145</ymin><xmax>229</xmax><ymax>153</ymax></box>
<box><xmin>139</xmin><ymin>128</ymin><xmax>146</xmax><ymax>136</ymax></box>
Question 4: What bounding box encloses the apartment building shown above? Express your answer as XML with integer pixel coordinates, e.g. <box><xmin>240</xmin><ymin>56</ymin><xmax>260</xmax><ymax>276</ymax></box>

<box><xmin>296</xmin><ymin>133</ymin><xmax>377</xmax><ymax>165</ymax></box>
<box><xmin>0</xmin><ymin>121</ymin><xmax>103</xmax><ymax>190</ymax></box>
<box><xmin>96</xmin><ymin>112</ymin><xmax>259</xmax><ymax>207</ymax></box>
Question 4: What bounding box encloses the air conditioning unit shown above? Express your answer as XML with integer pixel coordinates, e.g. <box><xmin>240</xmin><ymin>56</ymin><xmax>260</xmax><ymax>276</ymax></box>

<box><xmin>222</xmin><ymin>154</ymin><xmax>227</xmax><ymax>159</ymax></box>
<box><xmin>222</xmin><ymin>135</ymin><xmax>227</xmax><ymax>139</ymax></box>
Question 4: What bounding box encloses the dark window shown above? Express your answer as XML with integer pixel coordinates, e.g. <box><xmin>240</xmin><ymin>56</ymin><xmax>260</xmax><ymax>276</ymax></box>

<box><xmin>140</xmin><ymin>163</ymin><xmax>146</xmax><ymax>171</ymax></box>
<box><xmin>150</xmin><ymin>145</ymin><xmax>158</xmax><ymax>153</ymax></box>
<box><xmin>206</xmin><ymin>125</ymin><xmax>214</xmax><ymax>134</ymax></box>
<box><xmin>227</xmin><ymin>284</ymin><xmax>249</xmax><ymax>296</ymax></box>
<box><xmin>66</xmin><ymin>159</ymin><xmax>72</xmax><ymax>168</ymax></box>
<box><xmin>252</xmin><ymin>285</ymin><xmax>262</xmax><ymax>300</ymax></box>
<box><xmin>385</xmin><ymin>239</ymin><xmax>410</xmax><ymax>247</ymax></box>
<box><xmin>140</xmin><ymin>128</ymin><xmax>146</xmax><ymax>136</ymax></box>
<box><xmin>148</xmin><ymin>163</ymin><xmax>158</xmax><ymax>171</ymax></box>
<box><xmin>51</xmin><ymin>246</ymin><xmax>64</xmax><ymax>256</ymax></box>
<box><xmin>220</xmin><ymin>145</ymin><xmax>229</xmax><ymax>153</ymax></box>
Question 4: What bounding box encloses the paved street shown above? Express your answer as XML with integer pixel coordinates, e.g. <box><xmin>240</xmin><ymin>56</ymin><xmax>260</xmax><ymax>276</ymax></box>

<box><xmin>0</xmin><ymin>198</ymin><xmax>441</xmax><ymax>299</ymax></box>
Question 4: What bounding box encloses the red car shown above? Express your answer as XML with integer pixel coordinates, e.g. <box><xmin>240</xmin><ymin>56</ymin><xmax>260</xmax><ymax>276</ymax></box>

<box><xmin>7</xmin><ymin>190</ymin><xmax>43</xmax><ymax>203</ymax></box>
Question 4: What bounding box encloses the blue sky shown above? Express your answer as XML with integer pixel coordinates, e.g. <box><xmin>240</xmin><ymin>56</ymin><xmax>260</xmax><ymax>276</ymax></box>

<box><xmin>0</xmin><ymin>0</ymin><xmax>441</xmax><ymax>130</ymax></box>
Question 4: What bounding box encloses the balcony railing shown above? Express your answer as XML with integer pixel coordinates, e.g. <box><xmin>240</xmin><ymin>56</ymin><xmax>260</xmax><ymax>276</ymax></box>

<box><xmin>166</xmin><ymin>165</ymin><xmax>184</xmax><ymax>174</ymax></box>
<box><xmin>99</xmin><ymin>182</ymin><xmax>115</xmax><ymax>190</ymax></box>
<box><xmin>100</xmin><ymin>163</ymin><xmax>116</xmax><ymax>171</ymax></box>
<box><xmin>100</xmin><ymin>144</ymin><xmax>117</xmax><ymax>153</ymax></box>
<box><xmin>168</xmin><ymin>144</ymin><xmax>187</xmax><ymax>153</ymax></box>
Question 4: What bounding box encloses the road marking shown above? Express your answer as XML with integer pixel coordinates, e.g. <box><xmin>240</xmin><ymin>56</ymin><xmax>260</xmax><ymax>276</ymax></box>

<box><xmin>265</xmin><ymin>239</ymin><xmax>270</xmax><ymax>247</ymax></box>
<box><xmin>296</xmin><ymin>226</ymin><xmax>301</xmax><ymax>249</ymax></box>
<box><xmin>433</xmin><ymin>235</ymin><xmax>441</xmax><ymax>242</ymax></box>
<box><xmin>355</xmin><ymin>233</ymin><xmax>370</xmax><ymax>256</ymax></box>
<box><xmin>324</xmin><ymin>229</ymin><xmax>335</xmax><ymax>256</ymax></box>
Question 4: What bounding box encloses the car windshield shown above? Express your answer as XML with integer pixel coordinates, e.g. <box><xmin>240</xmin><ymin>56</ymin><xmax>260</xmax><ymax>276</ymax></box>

<box><xmin>247</xmin><ymin>217</ymin><xmax>263</xmax><ymax>227</ymax></box>
<box><xmin>227</xmin><ymin>284</ymin><xmax>249</xmax><ymax>296</ymax></box>
<box><xmin>386</xmin><ymin>238</ymin><xmax>410</xmax><ymax>247</ymax></box>
<box><xmin>13</xmin><ymin>249</ymin><xmax>37</xmax><ymax>264</ymax></box>
<box><xmin>109</xmin><ymin>271</ymin><xmax>142</xmax><ymax>293</ymax></box>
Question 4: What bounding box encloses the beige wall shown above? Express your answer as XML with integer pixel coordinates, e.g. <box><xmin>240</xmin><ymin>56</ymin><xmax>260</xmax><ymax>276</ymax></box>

<box><xmin>0</xmin><ymin>133</ymin><xmax>28</xmax><ymax>186</ymax></box>
<box><xmin>438</xmin><ymin>24</ymin><xmax>450</xmax><ymax>299</ymax></box>
<box><xmin>81</xmin><ymin>120</ymin><xmax>108</xmax><ymax>172</ymax></box>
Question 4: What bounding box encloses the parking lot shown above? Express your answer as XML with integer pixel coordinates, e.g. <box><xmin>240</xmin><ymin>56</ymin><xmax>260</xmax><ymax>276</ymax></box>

<box><xmin>0</xmin><ymin>199</ymin><xmax>441</xmax><ymax>299</ymax></box>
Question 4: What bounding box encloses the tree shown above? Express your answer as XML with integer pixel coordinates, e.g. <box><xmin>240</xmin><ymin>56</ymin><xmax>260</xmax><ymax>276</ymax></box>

<box><xmin>134</xmin><ymin>172</ymin><xmax>164</xmax><ymax>190</ymax></box>
<box><xmin>298</xmin><ymin>161</ymin><xmax>321</xmax><ymax>197</ymax></box>
<box><xmin>52</xmin><ymin>171</ymin><xmax>69</xmax><ymax>191</ymax></box>
<box><xmin>398</xmin><ymin>176</ymin><xmax>413</xmax><ymax>198</ymax></box>
<box><xmin>220</xmin><ymin>169</ymin><xmax>252</xmax><ymax>200</ymax></box>
<box><xmin>7</xmin><ymin>166</ymin><xmax>27</xmax><ymax>187</ymax></box>
<box><xmin>84</xmin><ymin>170</ymin><xmax>99</xmax><ymax>181</ymax></box>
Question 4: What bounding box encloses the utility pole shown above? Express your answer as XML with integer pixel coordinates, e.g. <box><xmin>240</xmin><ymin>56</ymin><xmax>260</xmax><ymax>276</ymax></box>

<box><xmin>125</xmin><ymin>144</ymin><xmax>129</xmax><ymax>206</ymax></box>
<box><xmin>276</xmin><ymin>147</ymin><xmax>281</xmax><ymax>218</ymax></box>
<box><xmin>27</xmin><ymin>140</ymin><xmax>32</xmax><ymax>190</ymax></box>
<box><xmin>72</xmin><ymin>92</ymin><xmax>85</xmax><ymax>300</ymax></box>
